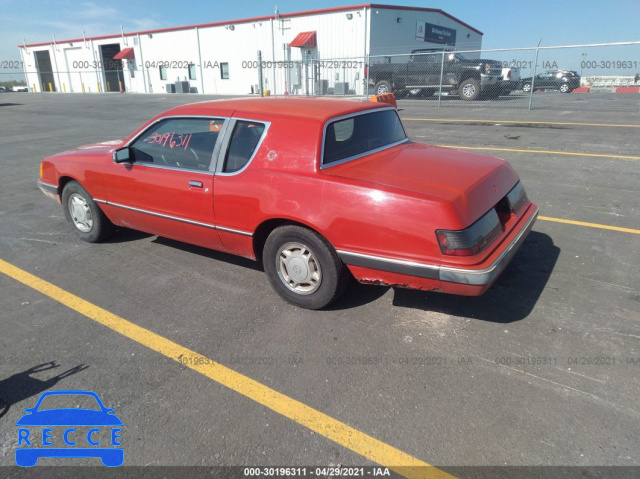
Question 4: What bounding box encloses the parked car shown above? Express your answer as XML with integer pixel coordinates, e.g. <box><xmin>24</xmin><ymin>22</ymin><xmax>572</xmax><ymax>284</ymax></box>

<box><xmin>368</xmin><ymin>50</ymin><xmax>503</xmax><ymax>101</ymax></box>
<box><xmin>520</xmin><ymin>70</ymin><xmax>580</xmax><ymax>93</ymax></box>
<box><xmin>37</xmin><ymin>98</ymin><xmax>538</xmax><ymax>309</ymax></box>
<box><xmin>12</xmin><ymin>85</ymin><xmax>29</xmax><ymax>92</ymax></box>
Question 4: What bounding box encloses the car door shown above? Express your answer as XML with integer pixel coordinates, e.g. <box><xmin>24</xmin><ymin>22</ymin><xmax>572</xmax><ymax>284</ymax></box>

<box><xmin>535</xmin><ymin>71</ymin><xmax>554</xmax><ymax>89</ymax></box>
<box><xmin>423</xmin><ymin>53</ymin><xmax>444</xmax><ymax>86</ymax></box>
<box><xmin>407</xmin><ymin>53</ymin><xmax>428</xmax><ymax>87</ymax></box>
<box><xmin>101</xmin><ymin>117</ymin><xmax>227</xmax><ymax>249</ymax></box>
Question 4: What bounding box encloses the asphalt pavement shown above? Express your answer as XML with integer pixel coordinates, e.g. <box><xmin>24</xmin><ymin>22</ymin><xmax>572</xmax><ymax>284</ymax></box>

<box><xmin>0</xmin><ymin>92</ymin><xmax>639</xmax><ymax>478</ymax></box>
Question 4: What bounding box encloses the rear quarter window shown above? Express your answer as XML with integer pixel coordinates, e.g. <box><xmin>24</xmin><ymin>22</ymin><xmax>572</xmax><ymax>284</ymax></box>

<box><xmin>323</xmin><ymin>109</ymin><xmax>407</xmax><ymax>166</ymax></box>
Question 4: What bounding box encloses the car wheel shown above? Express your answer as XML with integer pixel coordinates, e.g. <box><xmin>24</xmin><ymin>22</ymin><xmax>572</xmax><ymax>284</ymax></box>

<box><xmin>458</xmin><ymin>78</ymin><xmax>480</xmax><ymax>101</ymax></box>
<box><xmin>374</xmin><ymin>80</ymin><xmax>392</xmax><ymax>95</ymax></box>
<box><xmin>559</xmin><ymin>83</ymin><xmax>571</xmax><ymax>93</ymax></box>
<box><xmin>62</xmin><ymin>181</ymin><xmax>114</xmax><ymax>242</ymax></box>
<box><xmin>522</xmin><ymin>82</ymin><xmax>532</xmax><ymax>93</ymax></box>
<box><xmin>263</xmin><ymin>225</ymin><xmax>347</xmax><ymax>309</ymax></box>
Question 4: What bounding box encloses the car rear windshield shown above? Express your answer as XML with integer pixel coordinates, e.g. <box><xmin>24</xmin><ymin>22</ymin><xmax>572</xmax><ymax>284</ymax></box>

<box><xmin>322</xmin><ymin>109</ymin><xmax>407</xmax><ymax>167</ymax></box>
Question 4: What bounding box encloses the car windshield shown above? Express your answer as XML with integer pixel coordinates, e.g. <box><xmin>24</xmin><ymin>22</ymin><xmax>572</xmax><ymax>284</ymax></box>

<box><xmin>323</xmin><ymin>109</ymin><xmax>407</xmax><ymax>166</ymax></box>
<box><xmin>37</xmin><ymin>394</ymin><xmax>102</xmax><ymax>411</ymax></box>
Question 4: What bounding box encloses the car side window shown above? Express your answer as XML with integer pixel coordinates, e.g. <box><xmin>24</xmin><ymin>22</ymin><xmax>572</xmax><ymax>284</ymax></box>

<box><xmin>130</xmin><ymin>118</ymin><xmax>224</xmax><ymax>171</ymax></box>
<box><xmin>222</xmin><ymin>120</ymin><xmax>266</xmax><ymax>173</ymax></box>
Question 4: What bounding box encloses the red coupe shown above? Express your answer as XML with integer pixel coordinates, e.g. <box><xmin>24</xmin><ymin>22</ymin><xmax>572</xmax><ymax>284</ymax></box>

<box><xmin>37</xmin><ymin>97</ymin><xmax>538</xmax><ymax>309</ymax></box>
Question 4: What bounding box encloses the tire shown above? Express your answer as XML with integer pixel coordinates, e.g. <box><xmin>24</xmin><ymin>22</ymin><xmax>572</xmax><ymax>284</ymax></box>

<box><xmin>263</xmin><ymin>225</ymin><xmax>347</xmax><ymax>309</ymax></box>
<box><xmin>458</xmin><ymin>78</ymin><xmax>480</xmax><ymax>101</ymax></box>
<box><xmin>61</xmin><ymin>181</ymin><xmax>114</xmax><ymax>242</ymax></box>
<box><xmin>559</xmin><ymin>83</ymin><xmax>571</xmax><ymax>93</ymax></box>
<box><xmin>374</xmin><ymin>80</ymin><xmax>392</xmax><ymax>95</ymax></box>
<box><xmin>522</xmin><ymin>82</ymin><xmax>532</xmax><ymax>93</ymax></box>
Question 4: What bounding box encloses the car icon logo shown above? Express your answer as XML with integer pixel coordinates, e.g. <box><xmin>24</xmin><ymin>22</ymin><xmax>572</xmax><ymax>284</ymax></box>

<box><xmin>16</xmin><ymin>390</ymin><xmax>123</xmax><ymax>467</ymax></box>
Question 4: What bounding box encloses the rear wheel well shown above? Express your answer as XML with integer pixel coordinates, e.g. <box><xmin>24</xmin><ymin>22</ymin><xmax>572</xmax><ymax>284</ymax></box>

<box><xmin>253</xmin><ymin>219</ymin><xmax>323</xmax><ymax>263</ymax></box>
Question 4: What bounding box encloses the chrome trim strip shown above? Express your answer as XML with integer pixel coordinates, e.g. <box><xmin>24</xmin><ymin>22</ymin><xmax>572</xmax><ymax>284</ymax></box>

<box><xmin>96</xmin><ymin>200</ymin><xmax>254</xmax><ymax>237</ymax></box>
<box><xmin>338</xmin><ymin>205</ymin><xmax>539</xmax><ymax>286</ymax></box>
<box><xmin>36</xmin><ymin>179</ymin><xmax>58</xmax><ymax>196</ymax></box>
<box><xmin>337</xmin><ymin>250</ymin><xmax>440</xmax><ymax>280</ymax></box>
<box><xmin>103</xmin><ymin>201</ymin><xmax>218</xmax><ymax>229</ymax></box>
<box><xmin>216</xmin><ymin>226</ymin><xmax>253</xmax><ymax>237</ymax></box>
<box><xmin>439</xmin><ymin>206</ymin><xmax>538</xmax><ymax>286</ymax></box>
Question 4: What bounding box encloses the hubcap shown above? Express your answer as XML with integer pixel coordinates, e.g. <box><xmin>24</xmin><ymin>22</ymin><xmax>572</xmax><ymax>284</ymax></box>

<box><xmin>68</xmin><ymin>193</ymin><xmax>93</xmax><ymax>233</ymax></box>
<box><xmin>276</xmin><ymin>242</ymin><xmax>322</xmax><ymax>295</ymax></box>
<box><xmin>462</xmin><ymin>83</ymin><xmax>476</xmax><ymax>98</ymax></box>
<box><xmin>377</xmin><ymin>85</ymin><xmax>389</xmax><ymax>94</ymax></box>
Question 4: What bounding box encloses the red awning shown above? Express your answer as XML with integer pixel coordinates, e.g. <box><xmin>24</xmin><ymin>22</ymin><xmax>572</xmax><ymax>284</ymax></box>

<box><xmin>113</xmin><ymin>47</ymin><xmax>135</xmax><ymax>60</ymax></box>
<box><xmin>289</xmin><ymin>31</ymin><xmax>316</xmax><ymax>48</ymax></box>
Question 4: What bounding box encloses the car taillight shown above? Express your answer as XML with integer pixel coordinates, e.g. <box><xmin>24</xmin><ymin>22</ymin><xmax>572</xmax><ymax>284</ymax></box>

<box><xmin>436</xmin><ymin>209</ymin><xmax>502</xmax><ymax>256</ymax></box>
<box><xmin>506</xmin><ymin>181</ymin><xmax>528</xmax><ymax>214</ymax></box>
<box><xmin>364</xmin><ymin>65</ymin><xmax>368</xmax><ymax>77</ymax></box>
<box><xmin>506</xmin><ymin>70</ymin><xmax>511</xmax><ymax>79</ymax></box>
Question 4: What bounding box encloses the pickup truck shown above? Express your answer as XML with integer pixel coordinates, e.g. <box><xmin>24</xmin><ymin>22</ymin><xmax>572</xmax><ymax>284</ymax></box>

<box><xmin>500</xmin><ymin>67</ymin><xmax>521</xmax><ymax>95</ymax></box>
<box><xmin>368</xmin><ymin>50</ymin><xmax>503</xmax><ymax>101</ymax></box>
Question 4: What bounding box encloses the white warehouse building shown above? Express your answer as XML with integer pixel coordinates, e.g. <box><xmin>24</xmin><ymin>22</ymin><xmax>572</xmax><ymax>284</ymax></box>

<box><xmin>18</xmin><ymin>4</ymin><xmax>483</xmax><ymax>96</ymax></box>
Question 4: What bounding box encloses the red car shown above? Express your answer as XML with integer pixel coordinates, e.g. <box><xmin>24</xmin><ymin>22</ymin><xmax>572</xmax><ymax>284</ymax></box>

<box><xmin>37</xmin><ymin>97</ymin><xmax>538</xmax><ymax>309</ymax></box>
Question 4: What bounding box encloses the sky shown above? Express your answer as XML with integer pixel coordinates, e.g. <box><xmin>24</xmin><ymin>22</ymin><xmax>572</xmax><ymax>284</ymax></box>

<box><xmin>1</xmin><ymin>0</ymin><xmax>639</xmax><ymax>81</ymax></box>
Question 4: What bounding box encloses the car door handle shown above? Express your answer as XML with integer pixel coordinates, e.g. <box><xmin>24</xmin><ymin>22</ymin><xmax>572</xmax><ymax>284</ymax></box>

<box><xmin>189</xmin><ymin>181</ymin><xmax>203</xmax><ymax>188</ymax></box>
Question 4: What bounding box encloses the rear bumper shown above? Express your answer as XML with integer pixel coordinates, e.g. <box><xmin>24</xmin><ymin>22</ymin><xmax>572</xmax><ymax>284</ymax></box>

<box><xmin>339</xmin><ymin>204</ymin><xmax>539</xmax><ymax>295</ymax></box>
<box><xmin>439</xmin><ymin>205</ymin><xmax>538</xmax><ymax>287</ymax></box>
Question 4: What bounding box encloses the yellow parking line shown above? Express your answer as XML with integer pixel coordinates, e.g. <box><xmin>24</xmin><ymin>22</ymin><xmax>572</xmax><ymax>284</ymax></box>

<box><xmin>0</xmin><ymin>258</ymin><xmax>455</xmax><ymax>479</ymax></box>
<box><xmin>404</xmin><ymin>118</ymin><xmax>640</xmax><ymax>128</ymax></box>
<box><xmin>434</xmin><ymin>145</ymin><xmax>640</xmax><ymax>161</ymax></box>
<box><xmin>539</xmin><ymin>216</ymin><xmax>640</xmax><ymax>235</ymax></box>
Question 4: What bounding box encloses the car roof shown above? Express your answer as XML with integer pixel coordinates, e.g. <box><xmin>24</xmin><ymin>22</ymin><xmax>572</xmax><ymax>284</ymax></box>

<box><xmin>162</xmin><ymin>97</ymin><xmax>389</xmax><ymax>122</ymax></box>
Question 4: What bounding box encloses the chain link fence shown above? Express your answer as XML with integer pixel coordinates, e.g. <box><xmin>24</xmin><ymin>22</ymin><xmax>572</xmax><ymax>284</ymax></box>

<box><xmin>2</xmin><ymin>42</ymin><xmax>639</xmax><ymax>112</ymax></box>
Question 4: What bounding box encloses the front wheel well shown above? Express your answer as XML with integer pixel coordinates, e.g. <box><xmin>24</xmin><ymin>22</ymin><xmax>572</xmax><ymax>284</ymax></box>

<box><xmin>458</xmin><ymin>72</ymin><xmax>481</xmax><ymax>84</ymax></box>
<box><xmin>252</xmin><ymin>219</ymin><xmax>324</xmax><ymax>263</ymax></box>
<box><xmin>57</xmin><ymin>176</ymin><xmax>78</xmax><ymax>196</ymax></box>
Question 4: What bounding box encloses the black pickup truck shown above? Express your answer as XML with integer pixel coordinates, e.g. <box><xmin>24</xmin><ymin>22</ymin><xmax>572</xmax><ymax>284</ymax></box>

<box><xmin>368</xmin><ymin>50</ymin><xmax>503</xmax><ymax>101</ymax></box>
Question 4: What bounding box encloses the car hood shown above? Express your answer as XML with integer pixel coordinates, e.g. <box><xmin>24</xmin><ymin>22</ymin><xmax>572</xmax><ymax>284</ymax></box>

<box><xmin>324</xmin><ymin>142</ymin><xmax>519</xmax><ymax>226</ymax></box>
<box><xmin>16</xmin><ymin>408</ymin><xmax>123</xmax><ymax>426</ymax></box>
<box><xmin>48</xmin><ymin>139</ymin><xmax>125</xmax><ymax>160</ymax></box>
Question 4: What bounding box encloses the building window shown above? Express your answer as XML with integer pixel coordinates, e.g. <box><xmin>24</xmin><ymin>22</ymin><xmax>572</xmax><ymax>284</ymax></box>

<box><xmin>159</xmin><ymin>65</ymin><xmax>167</xmax><ymax>80</ymax></box>
<box><xmin>188</xmin><ymin>63</ymin><xmax>197</xmax><ymax>80</ymax></box>
<box><xmin>220</xmin><ymin>62</ymin><xmax>229</xmax><ymax>79</ymax></box>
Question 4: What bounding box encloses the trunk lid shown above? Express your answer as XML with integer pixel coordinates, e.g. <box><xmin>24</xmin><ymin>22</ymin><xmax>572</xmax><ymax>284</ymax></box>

<box><xmin>324</xmin><ymin>142</ymin><xmax>519</xmax><ymax>227</ymax></box>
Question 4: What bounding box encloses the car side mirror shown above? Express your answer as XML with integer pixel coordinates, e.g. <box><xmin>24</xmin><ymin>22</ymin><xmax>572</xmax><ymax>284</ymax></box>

<box><xmin>113</xmin><ymin>147</ymin><xmax>132</xmax><ymax>163</ymax></box>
